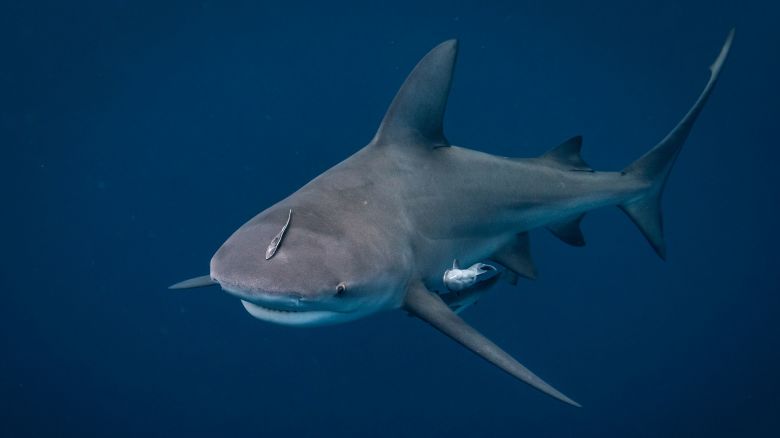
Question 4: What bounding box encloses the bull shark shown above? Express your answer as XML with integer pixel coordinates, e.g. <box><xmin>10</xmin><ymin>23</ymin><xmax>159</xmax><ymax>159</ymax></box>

<box><xmin>171</xmin><ymin>30</ymin><xmax>733</xmax><ymax>407</ymax></box>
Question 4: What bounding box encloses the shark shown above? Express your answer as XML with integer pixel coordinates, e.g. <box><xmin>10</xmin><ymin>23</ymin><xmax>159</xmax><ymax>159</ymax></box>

<box><xmin>171</xmin><ymin>30</ymin><xmax>734</xmax><ymax>407</ymax></box>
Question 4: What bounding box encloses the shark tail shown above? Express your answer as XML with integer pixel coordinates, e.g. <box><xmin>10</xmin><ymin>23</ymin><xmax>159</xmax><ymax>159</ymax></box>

<box><xmin>619</xmin><ymin>29</ymin><xmax>733</xmax><ymax>260</ymax></box>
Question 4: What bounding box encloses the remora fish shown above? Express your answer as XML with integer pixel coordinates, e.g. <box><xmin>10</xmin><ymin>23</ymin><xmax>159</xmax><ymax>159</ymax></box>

<box><xmin>171</xmin><ymin>30</ymin><xmax>734</xmax><ymax>407</ymax></box>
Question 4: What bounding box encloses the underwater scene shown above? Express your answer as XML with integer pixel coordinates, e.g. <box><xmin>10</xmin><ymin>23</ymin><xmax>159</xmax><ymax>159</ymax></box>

<box><xmin>3</xmin><ymin>1</ymin><xmax>779</xmax><ymax>436</ymax></box>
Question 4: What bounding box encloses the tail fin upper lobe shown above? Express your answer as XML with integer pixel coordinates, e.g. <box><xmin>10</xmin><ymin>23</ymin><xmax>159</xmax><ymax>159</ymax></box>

<box><xmin>621</xmin><ymin>29</ymin><xmax>734</xmax><ymax>259</ymax></box>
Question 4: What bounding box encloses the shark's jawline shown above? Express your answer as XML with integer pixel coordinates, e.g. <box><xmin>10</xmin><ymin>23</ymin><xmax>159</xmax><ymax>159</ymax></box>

<box><xmin>241</xmin><ymin>300</ymin><xmax>344</xmax><ymax>327</ymax></box>
<box><xmin>172</xmin><ymin>30</ymin><xmax>733</xmax><ymax>407</ymax></box>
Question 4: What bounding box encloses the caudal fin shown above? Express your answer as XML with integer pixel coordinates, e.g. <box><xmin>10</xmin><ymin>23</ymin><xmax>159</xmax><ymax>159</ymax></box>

<box><xmin>621</xmin><ymin>29</ymin><xmax>734</xmax><ymax>259</ymax></box>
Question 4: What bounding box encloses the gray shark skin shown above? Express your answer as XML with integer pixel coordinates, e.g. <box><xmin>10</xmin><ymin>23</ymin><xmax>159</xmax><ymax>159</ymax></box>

<box><xmin>171</xmin><ymin>30</ymin><xmax>734</xmax><ymax>407</ymax></box>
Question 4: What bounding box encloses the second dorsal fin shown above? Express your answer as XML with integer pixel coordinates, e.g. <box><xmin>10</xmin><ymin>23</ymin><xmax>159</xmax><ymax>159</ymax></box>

<box><xmin>372</xmin><ymin>40</ymin><xmax>458</xmax><ymax>149</ymax></box>
<box><xmin>540</xmin><ymin>136</ymin><xmax>592</xmax><ymax>171</ymax></box>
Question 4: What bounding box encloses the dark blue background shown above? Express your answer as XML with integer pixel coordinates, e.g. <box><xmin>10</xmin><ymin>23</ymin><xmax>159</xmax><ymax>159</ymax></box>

<box><xmin>3</xmin><ymin>1</ymin><xmax>778</xmax><ymax>436</ymax></box>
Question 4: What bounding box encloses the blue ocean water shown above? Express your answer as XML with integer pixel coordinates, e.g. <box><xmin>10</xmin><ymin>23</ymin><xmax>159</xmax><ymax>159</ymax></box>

<box><xmin>3</xmin><ymin>1</ymin><xmax>779</xmax><ymax>436</ymax></box>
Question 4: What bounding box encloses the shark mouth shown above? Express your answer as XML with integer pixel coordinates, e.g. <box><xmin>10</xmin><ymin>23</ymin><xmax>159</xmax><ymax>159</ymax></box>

<box><xmin>215</xmin><ymin>283</ymin><xmax>344</xmax><ymax>326</ymax></box>
<box><xmin>240</xmin><ymin>300</ymin><xmax>345</xmax><ymax>327</ymax></box>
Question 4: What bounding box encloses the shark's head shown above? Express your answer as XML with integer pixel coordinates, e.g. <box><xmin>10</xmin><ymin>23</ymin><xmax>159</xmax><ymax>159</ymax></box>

<box><xmin>209</xmin><ymin>204</ymin><xmax>408</xmax><ymax>327</ymax></box>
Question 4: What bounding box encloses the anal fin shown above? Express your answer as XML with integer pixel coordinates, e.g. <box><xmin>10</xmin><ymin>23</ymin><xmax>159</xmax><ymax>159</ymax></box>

<box><xmin>547</xmin><ymin>214</ymin><xmax>586</xmax><ymax>247</ymax></box>
<box><xmin>491</xmin><ymin>232</ymin><xmax>537</xmax><ymax>280</ymax></box>
<box><xmin>403</xmin><ymin>282</ymin><xmax>580</xmax><ymax>407</ymax></box>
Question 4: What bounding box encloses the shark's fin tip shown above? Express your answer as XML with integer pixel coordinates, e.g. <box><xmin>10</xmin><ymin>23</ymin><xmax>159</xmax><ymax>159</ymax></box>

<box><xmin>710</xmin><ymin>28</ymin><xmax>734</xmax><ymax>75</ymax></box>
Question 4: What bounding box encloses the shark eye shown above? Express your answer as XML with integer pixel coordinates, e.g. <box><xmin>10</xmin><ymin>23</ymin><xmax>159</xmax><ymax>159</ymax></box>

<box><xmin>336</xmin><ymin>283</ymin><xmax>346</xmax><ymax>295</ymax></box>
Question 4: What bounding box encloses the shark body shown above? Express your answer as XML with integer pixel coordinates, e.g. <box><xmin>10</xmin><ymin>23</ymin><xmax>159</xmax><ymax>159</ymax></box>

<box><xmin>172</xmin><ymin>31</ymin><xmax>733</xmax><ymax>407</ymax></box>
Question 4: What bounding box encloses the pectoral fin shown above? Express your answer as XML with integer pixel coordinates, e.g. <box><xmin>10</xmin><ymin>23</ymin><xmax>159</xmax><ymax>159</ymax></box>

<box><xmin>403</xmin><ymin>282</ymin><xmax>580</xmax><ymax>407</ymax></box>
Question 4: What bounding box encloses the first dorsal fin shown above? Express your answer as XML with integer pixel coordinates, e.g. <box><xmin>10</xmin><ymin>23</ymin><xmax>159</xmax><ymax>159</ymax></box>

<box><xmin>540</xmin><ymin>136</ymin><xmax>591</xmax><ymax>171</ymax></box>
<box><xmin>490</xmin><ymin>232</ymin><xmax>537</xmax><ymax>280</ymax></box>
<box><xmin>372</xmin><ymin>39</ymin><xmax>458</xmax><ymax>149</ymax></box>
